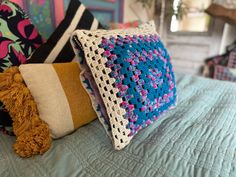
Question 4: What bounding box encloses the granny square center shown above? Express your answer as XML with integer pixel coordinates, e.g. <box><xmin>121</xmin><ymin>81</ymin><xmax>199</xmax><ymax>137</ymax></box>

<box><xmin>99</xmin><ymin>34</ymin><xmax>177</xmax><ymax>136</ymax></box>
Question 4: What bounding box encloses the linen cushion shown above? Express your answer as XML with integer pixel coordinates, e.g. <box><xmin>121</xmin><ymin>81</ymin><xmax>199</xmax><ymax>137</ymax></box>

<box><xmin>72</xmin><ymin>21</ymin><xmax>177</xmax><ymax>149</ymax></box>
<box><xmin>0</xmin><ymin>0</ymin><xmax>43</xmax><ymax>130</ymax></box>
<box><xmin>28</xmin><ymin>0</ymin><xmax>103</xmax><ymax>64</ymax></box>
<box><xmin>19</xmin><ymin>62</ymin><xmax>97</xmax><ymax>138</ymax></box>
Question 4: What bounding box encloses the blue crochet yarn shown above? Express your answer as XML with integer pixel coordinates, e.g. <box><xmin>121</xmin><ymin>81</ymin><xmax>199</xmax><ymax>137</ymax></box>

<box><xmin>100</xmin><ymin>34</ymin><xmax>177</xmax><ymax>136</ymax></box>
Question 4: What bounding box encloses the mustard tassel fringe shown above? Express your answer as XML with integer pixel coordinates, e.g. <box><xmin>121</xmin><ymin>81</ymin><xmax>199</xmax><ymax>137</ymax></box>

<box><xmin>0</xmin><ymin>67</ymin><xmax>52</xmax><ymax>158</ymax></box>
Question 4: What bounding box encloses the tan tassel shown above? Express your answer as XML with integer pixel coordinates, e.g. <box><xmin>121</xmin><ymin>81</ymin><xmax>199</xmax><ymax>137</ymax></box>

<box><xmin>0</xmin><ymin>67</ymin><xmax>52</xmax><ymax>158</ymax></box>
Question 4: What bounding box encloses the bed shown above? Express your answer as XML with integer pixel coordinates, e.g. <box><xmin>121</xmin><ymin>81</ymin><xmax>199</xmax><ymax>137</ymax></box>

<box><xmin>1</xmin><ymin>73</ymin><xmax>236</xmax><ymax>177</ymax></box>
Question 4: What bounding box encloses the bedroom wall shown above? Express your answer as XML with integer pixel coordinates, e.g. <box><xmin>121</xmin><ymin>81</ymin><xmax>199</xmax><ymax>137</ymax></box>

<box><xmin>10</xmin><ymin>0</ymin><xmax>126</xmax><ymax>38</ymax></box>
<box><xmin>123</xmin><ymin>0</ymin><xmax>139</xmax><ymax>22</ymax></box>
<box><xmin>9</xmin><ymin>0</ymin><xmax>154</xmax><ymax>38</ymax></box>
<box><xmin>123</xmin><ymin>0</ymin><xmax>155</xmax><ymax>23</ymax></box>
<box><xmin>161</xmin><ymin>0</ymin><xmax>225</xmax><ymax>75</ymax></box>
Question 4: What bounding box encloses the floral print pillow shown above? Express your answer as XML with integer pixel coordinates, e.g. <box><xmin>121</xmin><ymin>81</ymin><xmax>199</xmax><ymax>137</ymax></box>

<box><xmin>0</xmin><ymin>0</ymin><xmax>43</xmax><ymax>131</ymax></box>
<box><xmin>0</xmin><ymin>0</ymin><xmax>43</xmax><ymax>72</ymax></box>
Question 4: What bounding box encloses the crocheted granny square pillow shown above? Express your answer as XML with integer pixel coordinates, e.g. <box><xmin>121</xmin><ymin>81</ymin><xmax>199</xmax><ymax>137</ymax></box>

<box><xmin>72</xmin><ymin>21</ymin><xmax>177</xmax><ymax>149</ymax></box>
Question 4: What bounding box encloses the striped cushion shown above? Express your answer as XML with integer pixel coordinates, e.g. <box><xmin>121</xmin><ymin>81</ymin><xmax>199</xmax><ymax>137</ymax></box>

<box><xmin>28</xmin><ymin>0</ymin><xmax>103</xmax><ymax>63</ymax></box>
<box><xmin>19</xmin><ymin>62</ymin><xmax>97</xmax><ymax>138</ymax></box>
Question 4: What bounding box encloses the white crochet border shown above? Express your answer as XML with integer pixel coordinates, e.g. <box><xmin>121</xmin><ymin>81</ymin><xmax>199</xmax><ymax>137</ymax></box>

<box><xmin>70</xmin><ymin>46</ymin><xmax>112</xmax><ymax>139</ymax></box>
<box><xmin>72</xmin><ymin>21</ymin><xmax>157</xmax><ymax>150</ymax></box>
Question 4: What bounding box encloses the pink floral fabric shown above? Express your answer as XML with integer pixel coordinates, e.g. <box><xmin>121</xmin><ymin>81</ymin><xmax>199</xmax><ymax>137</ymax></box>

<box><xmin>0</xmin><ymin>0</ymin><xmax>43</xmax><ymax>72</ymax></box>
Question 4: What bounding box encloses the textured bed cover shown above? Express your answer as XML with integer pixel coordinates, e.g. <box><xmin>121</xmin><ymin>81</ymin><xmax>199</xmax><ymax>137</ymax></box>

<box><xmin>1</xmin><ymin>73</ymin><xmax>236</xmax><ymax>177</ymax></box>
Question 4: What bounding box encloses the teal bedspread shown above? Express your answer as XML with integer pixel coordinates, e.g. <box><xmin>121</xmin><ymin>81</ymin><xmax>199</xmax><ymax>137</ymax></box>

<box><xmin>1</xmin><ymin>74</ymin><xmax>236</xmax><ymax>177</ymax></box>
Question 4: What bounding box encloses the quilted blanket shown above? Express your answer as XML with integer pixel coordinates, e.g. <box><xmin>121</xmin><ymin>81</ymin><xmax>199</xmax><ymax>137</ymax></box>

<box><xmin>0</xmin><ymin>74</ymin><xmax>236</xmax><ymax>177</ymax></box>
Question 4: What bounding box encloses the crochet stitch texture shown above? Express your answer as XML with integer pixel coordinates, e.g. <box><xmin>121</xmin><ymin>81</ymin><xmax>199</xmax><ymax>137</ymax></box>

<box><xmin>72</xmin><ymin>21</ymin><xmax>177</xmax><ymax>149</ymax></box>
<box><xmin>100</xmin><ymin>34</ymin><xmax>176</xmax><ymax>136</ymax></box>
